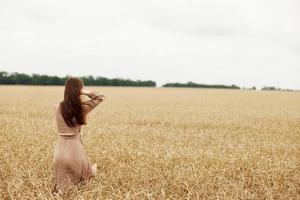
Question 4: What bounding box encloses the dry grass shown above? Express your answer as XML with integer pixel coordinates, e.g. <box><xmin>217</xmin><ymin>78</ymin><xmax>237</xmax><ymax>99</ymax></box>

<box><xmin>0</xmin><ymin>86</ymin><xmax>299</xmax><ymax>199</ymax></box>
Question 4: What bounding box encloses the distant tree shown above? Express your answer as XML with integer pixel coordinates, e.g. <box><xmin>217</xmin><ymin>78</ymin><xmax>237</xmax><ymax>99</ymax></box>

<box><xmin>163</xmin><ymin>82</ymin><xmax>240</xmax><ymax>89</ymax></box>
<box><xmin>261</xmin><ymin>86</ymin><xmax>276</xmax><ymax>91</ymax></box>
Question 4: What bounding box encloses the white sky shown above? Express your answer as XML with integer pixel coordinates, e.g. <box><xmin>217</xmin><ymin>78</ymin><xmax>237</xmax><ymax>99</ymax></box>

<box><xmin>0</xmin><ymin>0</ymin><xmax>299</xmax><ymax>89</ymax></box>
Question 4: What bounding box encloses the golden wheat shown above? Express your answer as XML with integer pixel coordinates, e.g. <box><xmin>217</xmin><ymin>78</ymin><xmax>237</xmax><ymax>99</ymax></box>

<box><xmin>0</xmin><ymin>86</ymin><xmax>299</xmax><ymax>199</ymax></box>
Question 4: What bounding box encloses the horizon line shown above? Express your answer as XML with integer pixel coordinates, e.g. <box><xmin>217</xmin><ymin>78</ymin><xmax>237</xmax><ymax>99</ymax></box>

<box><xmin>0</xmin><ymin>70</ymin><xmax>298</xmax><ymax>90</ymax></box>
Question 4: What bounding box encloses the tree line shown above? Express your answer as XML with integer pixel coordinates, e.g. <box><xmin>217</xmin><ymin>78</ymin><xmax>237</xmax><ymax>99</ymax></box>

<box><xmin>163</xmin><ymin>82</ymin><xmax>240</xmax><ymax>89</ymax></box>
<box><xmin>0</xmin><ymin>71</ymin><xmax>156</xmax><ymax>87</ymax></box>
<box><xmin>2</xmin><ymin>71</ymin><xmax>294</xmax><ymax>91</ymax></box>
<box><xmin>0</xmin><ymin>71</ymin><xmax>241</xmax><ymax>89</ymax></box>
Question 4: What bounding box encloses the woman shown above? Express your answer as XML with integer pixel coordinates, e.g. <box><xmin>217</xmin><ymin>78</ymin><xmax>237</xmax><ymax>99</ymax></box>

<box><xmin>52</xmin><ymin>77</ymin><xmax>105</xmax><ymax>195</ymax></box>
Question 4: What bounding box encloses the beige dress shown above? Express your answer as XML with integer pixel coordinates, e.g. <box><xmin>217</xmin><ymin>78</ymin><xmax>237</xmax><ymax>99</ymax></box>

<box><xmin>53</xmin><ymin>98</ymin><xmax>102</xmax><ymax>193</ymax></box>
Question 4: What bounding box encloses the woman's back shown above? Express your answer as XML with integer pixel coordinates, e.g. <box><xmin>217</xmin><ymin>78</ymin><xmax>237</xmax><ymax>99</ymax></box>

<box><xmin>55</xmin><ymin>104</ymin><xmax>81</xmax><ymax>136</ymax></box>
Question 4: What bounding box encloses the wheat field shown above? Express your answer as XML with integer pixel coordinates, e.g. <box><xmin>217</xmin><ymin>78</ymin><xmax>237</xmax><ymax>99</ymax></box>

<box><xmin>0</xmin><ymin>86</ymin><xmax>299</xmax><ymax>199</ymax></box>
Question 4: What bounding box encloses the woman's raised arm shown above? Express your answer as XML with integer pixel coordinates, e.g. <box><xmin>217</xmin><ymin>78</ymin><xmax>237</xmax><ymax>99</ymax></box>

<box><xmin>81</xmin><ymin>90</ymin><xmax>105</xmax><ymax>114</ymax></box>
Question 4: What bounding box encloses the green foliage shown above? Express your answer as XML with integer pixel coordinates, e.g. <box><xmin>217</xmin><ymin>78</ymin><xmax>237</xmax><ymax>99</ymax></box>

<box><xmin>0</xmin><ymin>71</ymin><xmax>156</xmax><ymax>87</ymax></box>
<box><xmin>261</xmin><ymin>86</ymin><xmax>278</xmax><ymax>91</ymax></box>
<box><xmin>163</xmin><ymin>81</ymin><xmax>240</xmax><ymax>89</ymax></box>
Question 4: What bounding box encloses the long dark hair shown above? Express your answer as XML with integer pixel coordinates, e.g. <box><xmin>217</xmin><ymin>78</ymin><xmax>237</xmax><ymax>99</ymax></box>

<box><xmin>60</xmin><ymin>77</ymin><xmax>86</xmax><ymax>127</ymax></box>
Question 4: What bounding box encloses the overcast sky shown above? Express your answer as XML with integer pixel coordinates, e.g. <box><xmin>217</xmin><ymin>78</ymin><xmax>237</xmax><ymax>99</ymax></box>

<box><xmin>0</xmin><ymin>0</ymin><xmax>299</xmax><ymax>89</ymax></box>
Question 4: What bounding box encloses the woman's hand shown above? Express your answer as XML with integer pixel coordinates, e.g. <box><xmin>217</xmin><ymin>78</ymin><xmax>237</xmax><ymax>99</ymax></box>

<box><xmin>97</xmin><ymin>94</ymin><xmax>105</xmax><ymax>100</ymax></box>
<box><xmin>81</xmin><ymin>91</ymin><xmax>105</xmax><ymax>114</ymax></box>
<box><xmin>81</xmin><ymin>90</ymin><xmax>105</xmax><ymax>100</ymax></box>
<box><xmin>87</xmin><ymin>92</ymin><xmax>98</xmax><ymax>100</ymax></box>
